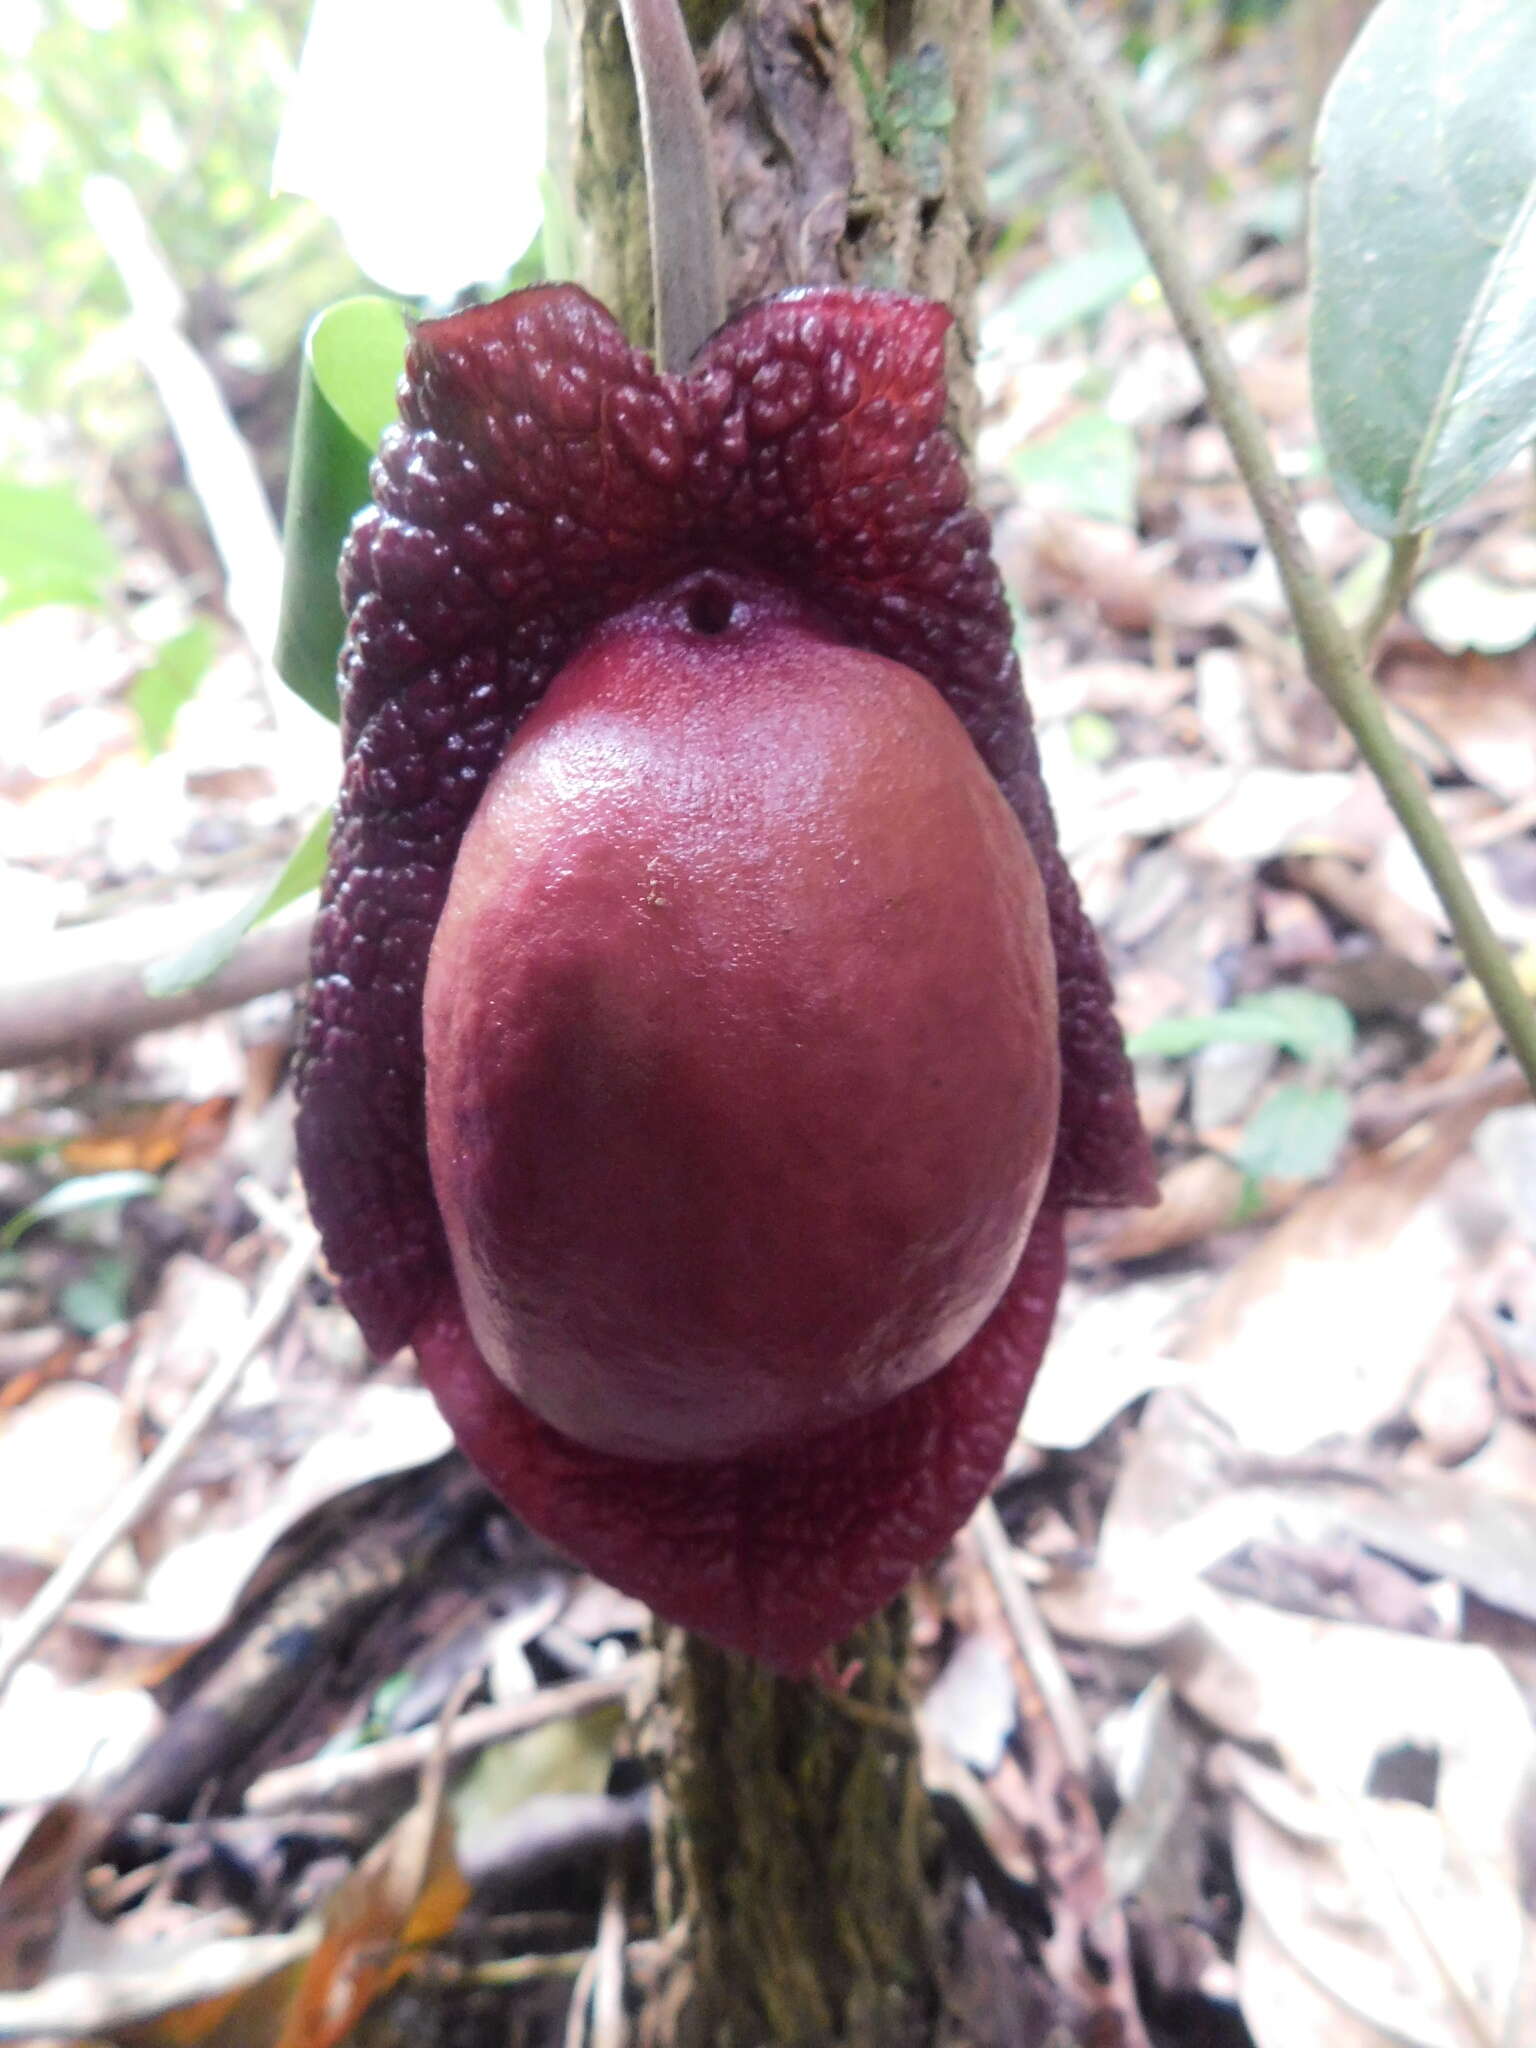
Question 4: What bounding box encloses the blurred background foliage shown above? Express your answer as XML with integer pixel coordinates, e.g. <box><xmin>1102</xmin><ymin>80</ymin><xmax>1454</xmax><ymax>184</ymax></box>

<box><xmin>0</xmin><ymin>0</ymin><xmax>359</xmax><ymax>512</ymax></box>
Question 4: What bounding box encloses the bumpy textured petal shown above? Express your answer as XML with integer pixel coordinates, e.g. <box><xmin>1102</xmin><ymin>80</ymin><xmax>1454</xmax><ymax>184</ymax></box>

<box><xmin>415</xmin><ymin>1211</ymin><xmax>1065</xmax><ymax>1671</ymax></box>
<box><xmin>300</xmin><ymin>283</ymin><xmax>1151</xmax><ymax>1353</ymax></box>
<box><xmin>295</xmin><ymin>283</ymin><xmax>1154</xmax><ymax>1667</ymax></box>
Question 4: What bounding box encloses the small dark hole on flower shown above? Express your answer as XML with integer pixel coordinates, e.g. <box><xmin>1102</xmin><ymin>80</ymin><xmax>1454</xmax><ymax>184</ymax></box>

<box><xmin>686</xmin><ymin>577</ymin><xmax>736</xmax><ymax>635</ymax></box>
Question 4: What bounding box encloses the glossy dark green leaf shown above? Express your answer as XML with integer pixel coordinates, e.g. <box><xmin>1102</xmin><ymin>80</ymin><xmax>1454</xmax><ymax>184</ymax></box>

<box><xmin>0</xmin><ymin>476</ymin><xmax>117</xmax><ymax>618</ymax></box>
<box><xmin>131</xmin><ymin>620</ymin><xmax>217</xmax><ymax>755</ymax></box>
<box><xmin>275</xmin><ymin>296</ymin><xmax>408</xmax><ymax>722</ymax></box>
<box><xmin>1311</xmin><ymin>0</ymin><xmax>1536</xmax><ymax>535</ymax></box>
<box><xmin>144</xmin><ymin>807</ymin><xmax>331</xmax><ymax>999</ymax></box>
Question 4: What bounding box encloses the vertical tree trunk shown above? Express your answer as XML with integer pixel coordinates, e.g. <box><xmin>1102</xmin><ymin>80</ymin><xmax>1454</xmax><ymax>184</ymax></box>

<box><xmin>641</xmin><ymin>1608</ymin><xmax>947</xmax><ymax>2047</ymax></box>
<box><xmin>567</xmin><ymin>7</ymin><xmax>1000</xmax><ymax>2044</ymax></box>
<box><xmin>573</xmin><ymin>0</ymin><xmax>991</xmax><ymax>441</ymax></box>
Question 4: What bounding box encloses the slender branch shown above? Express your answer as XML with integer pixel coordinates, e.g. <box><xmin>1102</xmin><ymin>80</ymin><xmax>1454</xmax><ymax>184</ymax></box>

<box><xmin>1357</xmin><ymin>531</ymin><xmax>1430</xmax><ymax>660</ymax></box>
<box><xmin>0</xmin><ymin>1202</ymin><xmax>316</xmax><ymax>1699</ymax></box>
<box><xmin>969</xmin><ymin>1498</ymin><xmax>1092</xmax><ymax>1777</ymax></box>
<box><xmin>0</xmin><ymin>891</ymin><xmax>313</xmax><ymax>1071</ymax></box>
<box><xmin>1010</xmin><ymin>0</ymin><xmax>1536</xmax><ymax>1094</ymax></box>
<box><xmin>243</xmin><ymin>1658</ymin><xmax>653</xmax><ymax>1812</ymax></box>
<box><xmin>615</xmin><ymin>0</ymin><xmax>725</xmax><ymax>369</ymax></box>
<box><xmin>82</xmin><ymin>175</ymin><xmax>335</xmax><ymax>804</ymax></box>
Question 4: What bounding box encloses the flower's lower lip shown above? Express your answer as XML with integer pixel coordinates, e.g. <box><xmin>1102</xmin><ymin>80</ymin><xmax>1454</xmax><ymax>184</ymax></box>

<box><xmin>413</xmin><ymin>1209</ymin><xmax>1066</xmax><ymax>1676</ymax></box>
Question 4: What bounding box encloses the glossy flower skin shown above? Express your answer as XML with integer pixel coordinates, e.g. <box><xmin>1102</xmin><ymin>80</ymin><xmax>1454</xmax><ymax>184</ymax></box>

<box><xmin>296</xmin><ymin>283</ymin><xmax>1154</xmax><ymax>1672</ymax></box>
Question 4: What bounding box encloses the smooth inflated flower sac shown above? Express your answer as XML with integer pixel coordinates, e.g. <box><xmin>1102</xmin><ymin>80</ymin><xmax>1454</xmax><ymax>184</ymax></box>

<box><xmin>296</xmin><ymin>283</ymin><xmax>1154</xmax><ymax>1673</ymax></box>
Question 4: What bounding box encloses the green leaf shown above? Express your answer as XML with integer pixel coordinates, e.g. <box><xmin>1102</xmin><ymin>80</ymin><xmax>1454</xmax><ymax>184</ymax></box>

<box><xmin>1129</xmin><ymin>989</ymin><xmax>1355</xmax><ymax>1069</ymax></box>
<box><xmin>131</xmin><ymin>620</ymin><xmax>217</xmax><ymax>755</ymax></box>
<box><xmin>61</xmin><ymin>1256</ymin><xmax>132</xmax><ymax>1336</ymax></box>
<box><xmin>1069</xmin><ymin>711</ymin><xmax>1119</xmax><ymax>764</ymax></box>
<box><xmin>1009</xmin><ymin>413</ymin><xmax>1138</xmax><ymax>526</ymax></box>
<box><xmin>1237</xmin><ymin>1085</ymin><xmax>1351</xmax><ymax>1184</ymax></box>
<box><xmin>998</xmin><ymin>201</ymin><xmax>1152</xmax><ymax>345</ymax></box>
<box><xmin>1230</xmin><ymin>987</ymin><xmax>1355</xmax><ymax>1068</ymax></box>
<box><xmin>1</xmin><ymin>1170</ymin><xmax>160</xmax><ymax>1250</ymax></box>
<box><xmin>144</xmin><ymin>808</ymin><xmax>331</xmax><ymax>999</ymax></box>
<box><xmin>1129</xmin><ymin>1011</ymin><xmax>1296</xmax><ymax>1060</ymax></box>
<box><xmin>0</xmin><ymin>477</ymin><xmax>117</xmax><ymax>617</ymax></box>
<box><xmin>1311</xmin><ymin>0</ymin><xmax>1536</xmax><ymax>536</ymax></box>
<box><xmin>1001</xmin><ymin>238</ymin><xmax>1152</xmax><ymax>344</ymax></box>
<box><xmin>275</xmin><ymin>297</ymin><xmax>408</xmax><ymax>723</ymax></box>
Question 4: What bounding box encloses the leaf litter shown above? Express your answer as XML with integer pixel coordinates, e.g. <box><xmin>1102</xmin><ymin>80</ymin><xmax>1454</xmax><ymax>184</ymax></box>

<box><xmin>0</xmin><ymin>10</ymin><xmax>1533</xmax><ymax>2046</ymax></box>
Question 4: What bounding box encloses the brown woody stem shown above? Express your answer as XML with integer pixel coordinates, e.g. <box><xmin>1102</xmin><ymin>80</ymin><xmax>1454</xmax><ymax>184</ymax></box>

<box><xmin>1011</xmin><ymin>0</ymin><xmax>1536</xmax><ymax>1096</ymax></box>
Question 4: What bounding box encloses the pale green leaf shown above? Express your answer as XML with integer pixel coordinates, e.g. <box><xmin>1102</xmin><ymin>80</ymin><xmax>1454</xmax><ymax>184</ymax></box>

<box><xmin>131</xmin><ymin>620</ymin><xmax>217</xmax><ymax>755</ymax></box>
<box><xmin>1238</xmin><ymin>1085</ymin><xmax>1352</xmax><ymax>1183</ymax></box>
<box><xmin>1129</xmin><ymin>990</ymin><xmax>1355</xmax><ymax>1069</ymax></box>
<box><xmin>1009</xmin><ymin>413</ymin><xmax>1138</xmax><ymax>526</ymax></box>
<box><xmin>1311</xmin><ymin>0</ymin><xmax>1536</xmax><ymax>535</ymax></box>
<box><xmin>1</xmin><ymin>1171</ymin><xmax>160</xmax><ymax>1250</ymax></box>
<box><xmin>144</xmin><ymin>809</ymin><xmax>331</xmax><ymax>999</ymax></box>
<box><xmin>0</xmin><ymin>477</ymin><xmax>116</xmax><ymax>616</ymax></box>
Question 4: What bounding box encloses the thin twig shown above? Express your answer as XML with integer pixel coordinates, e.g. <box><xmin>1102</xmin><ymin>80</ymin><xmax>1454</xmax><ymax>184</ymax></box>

<box><xmin>0</xmin><ymin>1212</ymin><xmax>317</xmax><ymax>1700</ymax></box>
<box><xmin>564</xmin><ymin>1937</ymin><xmax>600</xmax><ymax>2048</ymax></box>
<box><xmin>1357</xmin><ymin>531</ymin><xmax>1430</xmax><ymax>661</ymax></box>
<box><xmin>82</xmin><ymin>175</ymin><xmax>335</xmax><ymax>803</ymax></box>
<box><xmin>243</xmin><ymin>1658</ymin><xmax>654</xmax><ymax>1814</ymax></box>
<box><xmin>616</xmin><ymin>0</ymin><xmax>725</xmax><ymax>368</ymax></box>
<box><xmin>590</xmin><ymin>1860</ymin><xmax>630</xmax><ymax>2048</ymax></box>
<box><xmin>1352</xmin><ymin>1057</ymin><xmax>1529</xmax><ymax>1150</ymax></box>
<box><xmin>1010</xmin><ymin>0</ymin><xmax>1536</xmax><ymax>1096</ymax></box>
<box><xmin>457</xmin><ymin>1950</ymin><xmax>592</xmax><ymax>1988</ymax></box>
<box><xmin>0</xmin><ymin>893</ymin><xmax>314</xmax><ymax>1072</ymax></box>
<box><xmin>969</xmin><ymin>1497</ymin><xmax>1093</xmax><ymax>1778</ymax></box>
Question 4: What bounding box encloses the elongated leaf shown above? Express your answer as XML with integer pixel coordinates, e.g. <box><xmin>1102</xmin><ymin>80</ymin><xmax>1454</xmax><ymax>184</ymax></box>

<box><xmin>1129</xmin><ymin>990</ymin><xmax>1355</xmax><ymax>1069</ymax></box>
<box><xmin>0</xmin><ymin>477</ymin><xmax>117</xmax><ymax>618</ymax></box>
<box><xmin>131</xmin><ymin>620</ymin><xmax>217</xmax><ymax>755</ymax></box>
<box><xmin>1</xmin><ymin>1171</ymin><xmax>160</xmax><ymax>1250</ymax></box>
<box><xmin>1311</xmin><ymin>0</ymin><xmax>1536</xmax><ymax>535</ymax></box>
<box><xmin>144</xmin><ymin>809</ymin><xmax>331</xmax><ymax>999</ymax></box>
<box><xmin>1230</xmin><ymin>988</ymin><xmax>1354</xmax><ymax>1069</ymax></box>
<box><xmin>275</xmin><ymin>297</ymin><xmax>408</xmax><ymax>723</ymax></box>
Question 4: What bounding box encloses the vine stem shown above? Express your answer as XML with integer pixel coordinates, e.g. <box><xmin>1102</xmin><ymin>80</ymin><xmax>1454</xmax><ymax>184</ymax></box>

<box><xmin>1011</xmin><ymin>0</ymin><xmax>1536</xmax><ymax>1094</ymax></box>
<box><xmin>1357</xmin><ymin>531</ymin><xmax>1430</xmax><ymax>661</ymax></box>
<box><xmin>615</xmin><ymin>0</ymin><xmax>726</xmax><ymax>371</ymax></box>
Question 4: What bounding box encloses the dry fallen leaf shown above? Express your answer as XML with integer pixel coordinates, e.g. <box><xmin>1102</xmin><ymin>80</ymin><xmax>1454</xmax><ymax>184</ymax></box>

<box><xmin>0</xmin><ymin>1800</ymin><xmax>95</xmax><ymax>1991</ymax></box>
<box><xmin>59</xmin><ymin>1098</ymin><xmax>234</xmax><ymax>1176</ymax></box>
<box><xmin>0</xmin><ymin>1924</ymin><xmax>314</xmax><ymax>2042</ymax></box>
<box><xmin>1076</xmin><ymin>1152</ymin><xmax>1258</xmax><ymax>1266</ymax></box>
<box><xmin>1179</xmin><ymin>1106</ymin><xmax>1488</xmax><ymax>1455</ymax></box>
<box><xmin>1385</xmin><ymin>650</ymin><xmax>1536</xmax><ymax>806</ymax></box>
<box><xmin>0</xmin><ymin>1382</ymin><xmax>141</xmax><ymax>1585</ymax></box>
<box><xmin>269</xmin><ymin>1712</ymin><xmax>470</xmax><ymax>2048</ymax></box>
<box><xmin>0</xmin><ymin>1663</ymin><xmax>162</xmax><ymax>1808</ymax></box>
<box><xmin>74</xmin><ymin>1386</ymin><xmax>453</xmax><ymax>1647</ymax></box>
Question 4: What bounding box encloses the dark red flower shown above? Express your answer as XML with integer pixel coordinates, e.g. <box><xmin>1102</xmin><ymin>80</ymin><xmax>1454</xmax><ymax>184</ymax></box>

<box><xmin>296</xmin><ymin>283</ymin><xmax>1154</xmax><ymax>1673</ymax></box>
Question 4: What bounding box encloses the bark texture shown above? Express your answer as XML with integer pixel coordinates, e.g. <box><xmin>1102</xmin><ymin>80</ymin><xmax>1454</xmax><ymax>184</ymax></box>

<box><xmin>570</xmin><ymin>6</ymin><xmax>1000</xmax><ymax>2042</ymax></box>
<box><xmin>573</xmin><ymin>0</ymin><xmax>992</xmax><ymax>441</ymax></box>
<box><xmin>641</xmin><ymin>1610</ymin><xmax>947</xmax><ymax>2047</ymax></box>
